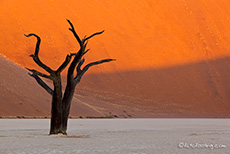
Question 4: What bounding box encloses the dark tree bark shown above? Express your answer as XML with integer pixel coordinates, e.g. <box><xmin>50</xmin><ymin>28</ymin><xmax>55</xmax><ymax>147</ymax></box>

<box><xmin>25</xmin><ymin>20</ymin><xmax>115</xmax><ymax>135</ymax></box>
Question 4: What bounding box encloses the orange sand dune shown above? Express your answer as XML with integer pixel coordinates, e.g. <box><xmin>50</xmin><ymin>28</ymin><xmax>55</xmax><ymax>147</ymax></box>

<box><xmin>0</xmin><ymin>0</ymin><xmax>230</xmax><ymax>117</ymax></box>
<box><xmin>1</xmin><ymin>0</ymin><xmax>230</xmax><ymax>71</ymax></box>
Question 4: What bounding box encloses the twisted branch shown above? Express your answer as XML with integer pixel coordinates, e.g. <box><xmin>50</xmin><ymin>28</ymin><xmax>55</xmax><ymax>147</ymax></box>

<box><xmin>24</xmin><ymin>33</ymin><xmax>54</xmax><ymax>74</ymax></box>
<box><xmin>28</xmin><ymin>73</ymin><xmax>54</xmax><ymax>95</ymax></box>
<box><xmin>67</xmin><ymin>19</ymin><xmax>83</xmax><ymax>48</ymax></box>
<box><xmin>26</xmin><ymin>68</ymin><xmax>52</xmax><ymax>80</ymax></box>
<box><xmin>76</xmin><ymin>58</ymin><xmax>85</xmax><ymax>74</ymax></box>
<box><xmin>74</xmin><ymin>59</ymin><xmax>116</xmax><ymax>82</ymax></box>
<box><xmin>83</xmin><ymin>30</ymin><xmax>104</xmax><ymax>43</ymax></box>
<box><xmin>56</xmin><ymin>54</ymin><xmax>73</xmax><ymax>74</ymax></box>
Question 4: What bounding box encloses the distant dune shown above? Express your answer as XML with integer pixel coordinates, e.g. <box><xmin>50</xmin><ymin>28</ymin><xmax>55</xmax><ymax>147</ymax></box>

<box><xmin>0</xmin><ymin>0</ymin><xmax>230</xmax><ymax>117</ymax></box>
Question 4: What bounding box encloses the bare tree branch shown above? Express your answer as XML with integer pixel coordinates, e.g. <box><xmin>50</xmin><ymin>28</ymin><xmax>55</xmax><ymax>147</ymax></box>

<box><xmin>66</xmin><ymin>19</ymin><xmax>86</xmax><ymax>81</ymax></box>
<box><xmin>56</xmin><ymin>54</ymin><xmax>73</xmax><ymax>74</ymax></box>
<box><xmin>28</xmin><ymin>73</ymin><xmax>54</xmax><ymax>95</ymax></box>
<box><xmin>84</xmin><ymin>40</ymin><xmax>88</xmax><ymax>48</ymax></box>
<box><xmin>83</xmin><ymin>59</ymin><xmax>116</xmax><ymax>71</ymax></box>
<box><xmin>83</xmin><ymin>30</ymin><xmax>104</xmax><ymax>43</ymax></box>
<box><xmin>24</xmin><ymin>33</ymin><xmax>40</xmax><ymax>56</ymax></box>
<box><xmin>74</xmin><ymin>59</ymin><xmax>116</xmax><ymax>81</ymax></box>
<box><xmin>83</xmin><ymin>49</ymin><xmax>90</xmax><ymax>56</ymax></box>
<box><xmin>66</xmin><ymin>19</ymin><xmax>83</xmax><ymax>48</ymax></box>
<box><xmin>67</xmin><ymin>52</ymin><xmax>82</xmax><ymax>81</ymax></box>
<box><xmin>26</xmin><ymin>68</ymin><xmax>52</xmax><ymax>80</ymax></box>
<box><xmin>76</xmin><ymin>58</ymin><xmax>85</xmax><ymax>73</ymax></box>
<box><xmin>25</xmin><ymin>33</ymin><xmax>54</xmax><ymax>74</ymax></box>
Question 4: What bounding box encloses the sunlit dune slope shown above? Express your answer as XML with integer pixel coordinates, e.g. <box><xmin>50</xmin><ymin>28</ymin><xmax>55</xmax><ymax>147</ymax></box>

<box><xmin>1</xmin><ymin>0</ymin><xmax>230</xmax><ymax>117</ymax></box>
<box><xmin>1</xmin><ymin>0</ymin><xmax>230</xmax><ymax>71</ymax></box>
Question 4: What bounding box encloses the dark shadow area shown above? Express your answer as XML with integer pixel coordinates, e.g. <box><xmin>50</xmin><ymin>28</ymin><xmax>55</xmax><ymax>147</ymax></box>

<box><xmin>74</xmin><ymin>56</ymin><xmax>230</xmax><ymax>118</ymax></box>
<box><xmin>1</xmin><ymin>55</ymin><xmax>230</xmax><ymax>118</ymax></box>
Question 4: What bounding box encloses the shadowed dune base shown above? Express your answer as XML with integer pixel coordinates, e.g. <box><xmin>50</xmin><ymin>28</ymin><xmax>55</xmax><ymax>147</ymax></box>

<box><xmin>0</xmin><ymin>55</ymin><xmax>50</xmax><ymax>116</ymax></box>
<box><xmin>75</xmin><ymin>56</ymin><xmax>230</xmax><ymax>118</ymax></box>
<box><xmin>1</xmin><ymin>54</ymin><xmax>230</xmax><ymax>117</ymax></box>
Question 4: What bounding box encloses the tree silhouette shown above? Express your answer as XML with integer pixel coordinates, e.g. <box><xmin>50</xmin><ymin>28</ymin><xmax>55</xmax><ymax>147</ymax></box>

<box><xmin>25</xmin><ymin>19</ymin><xmax>115</xmax><ymax>135</ymax></box>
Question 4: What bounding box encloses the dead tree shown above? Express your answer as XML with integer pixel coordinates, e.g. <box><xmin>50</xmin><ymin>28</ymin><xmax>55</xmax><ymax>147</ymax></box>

<box><xmin>25</xmin><ymin>19</ymin><xmax>115</xmax><ymax>135</ymax></box>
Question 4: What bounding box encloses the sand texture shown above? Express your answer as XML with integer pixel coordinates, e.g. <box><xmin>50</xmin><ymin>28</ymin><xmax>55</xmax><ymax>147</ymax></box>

<box><xmin>0</xmin><ymin>119</ymin><xmax>230</xmax><ymax>154</ymax></box>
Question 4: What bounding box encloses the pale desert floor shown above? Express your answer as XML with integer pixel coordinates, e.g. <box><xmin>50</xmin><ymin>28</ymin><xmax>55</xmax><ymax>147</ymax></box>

<box><xmin>0</xmin><ymin>119</ymin><xmax>230</xmax><ymax>154</ymax></box>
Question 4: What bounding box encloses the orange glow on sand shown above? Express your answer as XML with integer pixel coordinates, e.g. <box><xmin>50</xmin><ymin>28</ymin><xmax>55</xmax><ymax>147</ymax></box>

<box><xmin>0</xmin><ymin>0</ymin><xmax>230</xmax><ymax>73</ymax></box>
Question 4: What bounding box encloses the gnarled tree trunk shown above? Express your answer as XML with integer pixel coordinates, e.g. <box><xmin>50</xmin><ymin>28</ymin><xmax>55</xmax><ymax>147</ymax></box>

<box><xmin>25</xmin><ymin>20</ymin><xmax>115</xmax><ymax>135</ymax></box>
